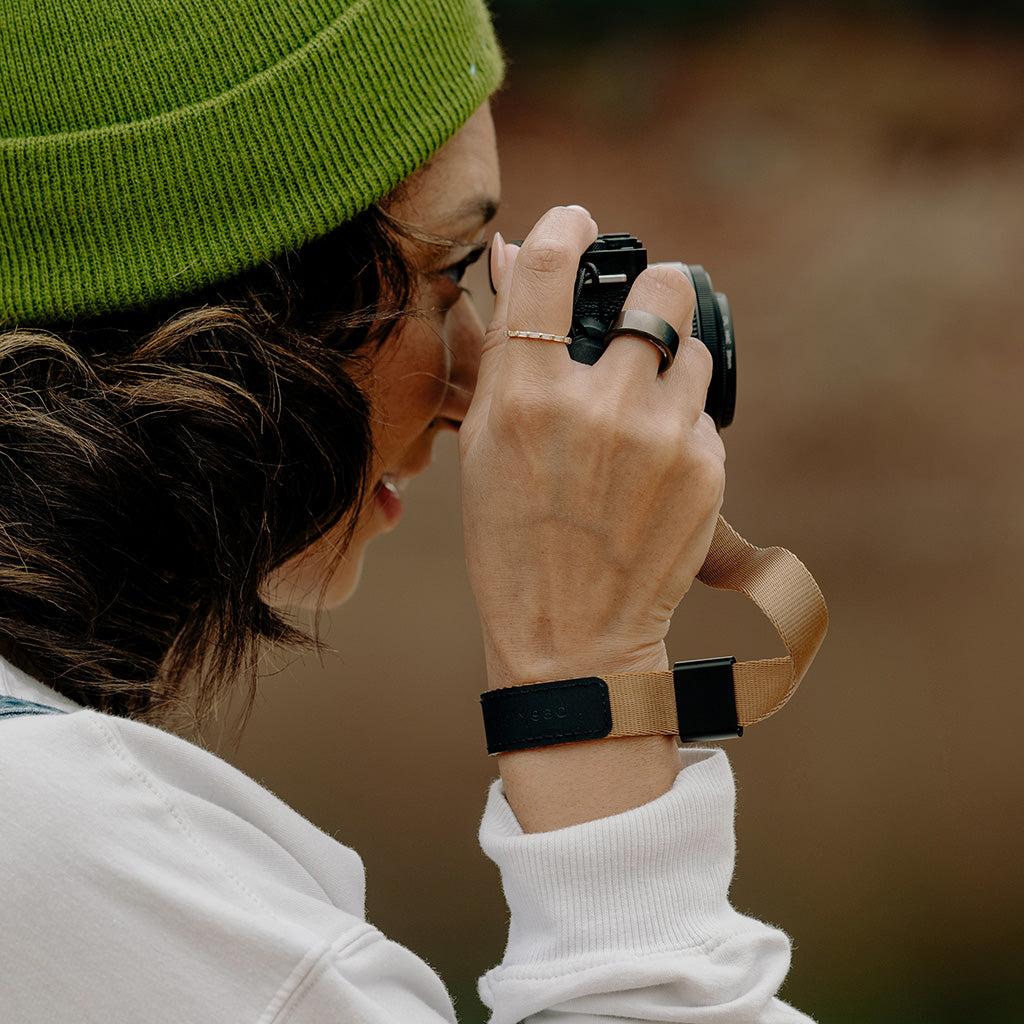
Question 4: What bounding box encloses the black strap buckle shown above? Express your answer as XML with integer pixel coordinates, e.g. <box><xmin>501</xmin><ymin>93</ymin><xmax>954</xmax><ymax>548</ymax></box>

<box><xmin>673</xmin><ymin>657</ymin><xmax>743</xmax><ymax>742</ymax></box>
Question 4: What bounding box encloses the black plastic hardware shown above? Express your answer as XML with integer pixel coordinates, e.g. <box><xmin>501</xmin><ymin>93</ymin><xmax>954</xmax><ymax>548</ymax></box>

<box><xmin>480</xmin><ymin>677</ymin><xmax>613</xmax><ymax>754</ymax></box>
<box><xmin>673</xmin><ymin>658</ymin><xmax>743</xmax><ymax>742</ymax></box>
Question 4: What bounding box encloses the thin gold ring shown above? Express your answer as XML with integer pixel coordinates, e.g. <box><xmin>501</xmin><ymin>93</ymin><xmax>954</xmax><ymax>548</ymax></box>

<box><xmin>505</xmin><ymin>329</ymin><xmax>571</xmax><ymax>345</ymax></box>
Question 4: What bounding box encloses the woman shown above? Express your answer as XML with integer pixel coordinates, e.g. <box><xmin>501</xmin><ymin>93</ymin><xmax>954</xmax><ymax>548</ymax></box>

<box><xmin>0</xmin><ymin>0</ymin><xmax>812</xmax><ymax>1020</ymax></box>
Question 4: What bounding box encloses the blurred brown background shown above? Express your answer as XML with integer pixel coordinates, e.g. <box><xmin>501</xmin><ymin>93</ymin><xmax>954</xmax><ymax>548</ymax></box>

<box><xmin>219</xmin><ymin>5</ymin><xmax>1024</xmax><ymax>1022</ymax></box>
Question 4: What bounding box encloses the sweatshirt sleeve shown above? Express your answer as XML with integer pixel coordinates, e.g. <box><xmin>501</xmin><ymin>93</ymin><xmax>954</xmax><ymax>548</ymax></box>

<box><xmin>477</xmin><ymin>747</ymin><xmax>814</xmax><ymax>1024</ymax></box>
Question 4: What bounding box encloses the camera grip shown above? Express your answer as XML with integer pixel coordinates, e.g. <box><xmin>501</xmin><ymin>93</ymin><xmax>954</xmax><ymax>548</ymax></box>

<box><xmin>567</xmin><ymin>319</ymin><xmax>607</xmax><ymax>365</ymax></box>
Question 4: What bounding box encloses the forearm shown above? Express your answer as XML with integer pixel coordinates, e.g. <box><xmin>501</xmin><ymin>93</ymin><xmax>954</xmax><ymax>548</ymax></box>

<box><xmin>497</xmin><ymin>735</ymin><xmax>681</xmax><ymax>833</ymax></box>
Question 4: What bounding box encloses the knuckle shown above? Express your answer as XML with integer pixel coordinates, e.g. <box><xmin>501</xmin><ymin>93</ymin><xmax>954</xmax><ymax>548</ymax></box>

<box><xmin>563</xmin><ymin>388</ymin><xmax>610</xmax><ymax>437</ymax></box>
<box><xmin>520</xmin><ymin>235</ymin><xmax>577</xmax><ymax>276</ymax></box>
<box><xmin>634</xmin><ymin>264</ymin><xmax>696</xmax><ymax>319</ymax></box>
<box><xmin>491</xmin><ymin>378</ymin><xmax>560</xmax><ymax>435</ymax></box>
<box><xmin>704</xmin><ymin>447</ymin><xmax>727</xmax><ymax>495</ymax></box>
<box><xmin>684</xmin><ymin>335</ymin><xmax>714</xmax><ymax>384</ymax></box>
<box><xmin>645</xmin><ymin>414</ymin><xmax>682</xmax><ymax>457</ymax></box>
<box><xmin>620</xmin><ymin>267</ymin><xmax>695</xmax><ymax>347</ymax></box>
<box><xmin>609</xmin><ymin>409</ymin><xmax>676</xmax><ymax>471</ymax></box>
<box><xmin>694</xmin><ymin>442</ymin><xmax>727</xmax><ymax>505</ymax></box>
<box><xmin>661</xmin><ymin>413</ymin><xmax>724</xmax><ymax>482</ymax></box>
<box><xmin>515</xmin><ymin>207</ymin><xmax>597</xmax><ymax>279</ymax></box>
<box><xmin>698</xmin><ymin>410</ymin><xmax>722</xmax><ymax>445</ymax></box>
<box><xmin>643</xmin><ymin>262</ymin><xmax>692</xmax><ymax>296</ymax></box>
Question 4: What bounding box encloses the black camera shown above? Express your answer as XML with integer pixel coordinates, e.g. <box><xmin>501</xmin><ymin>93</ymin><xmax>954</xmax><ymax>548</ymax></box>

<box><xmin>568</xmin><ymin>234</ymin><xmax>736</xmax><ymax>430</ymax></box>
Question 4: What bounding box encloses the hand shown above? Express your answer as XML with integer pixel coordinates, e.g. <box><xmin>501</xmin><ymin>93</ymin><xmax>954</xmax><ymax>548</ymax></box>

<box><xmin>459</xmin><ymin>206</ymin><xmax>725</xmax><ymax>691</ymax></box>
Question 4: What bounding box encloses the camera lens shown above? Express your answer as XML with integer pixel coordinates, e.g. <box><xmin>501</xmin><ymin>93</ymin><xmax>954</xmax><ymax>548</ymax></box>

<box><xmin>669</xmin><ymin>264</ymin><xmax>736</xmax><ymax>430</ymax></box>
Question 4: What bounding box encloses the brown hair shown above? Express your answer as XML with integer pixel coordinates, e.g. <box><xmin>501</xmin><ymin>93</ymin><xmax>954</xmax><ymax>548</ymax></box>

<box><xmin>0</xmin><ymin>204</ymin><xmax>417</xmax><ymax>727</ymax></box>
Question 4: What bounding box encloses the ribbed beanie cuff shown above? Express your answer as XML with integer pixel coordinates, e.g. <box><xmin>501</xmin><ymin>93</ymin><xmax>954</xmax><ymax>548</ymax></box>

<box><xmin>0</xmin><ymin>0</ymin><xmax>503</xmax><ymax>325</ymax></box>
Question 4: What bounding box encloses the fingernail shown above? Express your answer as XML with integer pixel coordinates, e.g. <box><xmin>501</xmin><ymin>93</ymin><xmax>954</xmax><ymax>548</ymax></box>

<box><xmin>566</xmin><ymin>204</ymin><xmax>592</xmax><ymax>217</ymax></box>
<box><xmin>490</xmin><ymin>231</ymin><xmax>507</xmax><ymax>290</ymax></box>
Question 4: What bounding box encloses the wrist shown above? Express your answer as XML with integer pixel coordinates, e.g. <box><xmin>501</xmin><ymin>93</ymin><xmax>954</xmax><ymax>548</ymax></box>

<box><xmin>482</xmin><ymin>634</ymin><xmax>669</xmax><ymax>691</ymax></box>
<box><xmin>498</xmin><ymin>735</ymin><xmax>682</xmax><ymax>833</ymax></box>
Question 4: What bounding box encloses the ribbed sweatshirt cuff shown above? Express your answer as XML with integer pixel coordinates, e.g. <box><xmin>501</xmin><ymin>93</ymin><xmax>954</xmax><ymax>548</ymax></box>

<box><xmin>478</xmin><ymin>747</ymin><xmax>746</xmax><ymax>968</ymax></box>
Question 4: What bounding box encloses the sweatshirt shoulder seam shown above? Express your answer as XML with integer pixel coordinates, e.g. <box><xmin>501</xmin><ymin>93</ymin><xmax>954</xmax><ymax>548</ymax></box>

<box><xmin>82</xmin><ymin>712</ymin><xmax>280</xmax><ymax>920</ymax></box>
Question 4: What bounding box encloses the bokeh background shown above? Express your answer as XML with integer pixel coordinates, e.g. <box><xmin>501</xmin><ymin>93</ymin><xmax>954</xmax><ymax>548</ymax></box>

<box><xmin>218</xmin><ymin>3</ymin><xmax>1024</xmax><ymax>1021</ymax></box>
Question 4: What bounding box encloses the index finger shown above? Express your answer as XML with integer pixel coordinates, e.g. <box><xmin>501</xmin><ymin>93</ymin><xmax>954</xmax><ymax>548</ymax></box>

<box><xmin>503</xmin><ymin>205</ymin><xmax>598</xmax><ymax>374</ymax></box>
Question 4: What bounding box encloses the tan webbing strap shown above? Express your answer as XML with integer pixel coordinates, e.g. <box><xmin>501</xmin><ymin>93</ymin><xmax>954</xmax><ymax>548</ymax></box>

<box><xmin>600</xmin><ymin>515</ymin><xmax>828</xmax><ymax>735</ymax></box>
<box><xmin>605</xmin><ymin>672</ymin><xmax>679</xmax><ymax>737</ymax></box>
<box><xmin>696</xmin><ymin>515</ymin><xmax>829</xmax><ymax>724</ymax></box>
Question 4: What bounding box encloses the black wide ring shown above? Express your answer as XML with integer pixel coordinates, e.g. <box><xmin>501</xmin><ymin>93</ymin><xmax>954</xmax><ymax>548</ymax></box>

<box><xmin>604</xmin><ymin>310</ymin><xmax>680</xmax><ymax>373</ymax></box>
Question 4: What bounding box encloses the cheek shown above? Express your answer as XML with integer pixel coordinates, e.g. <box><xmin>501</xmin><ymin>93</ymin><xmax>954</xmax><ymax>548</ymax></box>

<box><xmin>262</xmin><ymin>522</ymin><xmax>370</xmax><ymax>610</ymax></box>
<box><xmin>265</xmin><ymin>317</ymin><xmax>456</xmax><ymax>611</ymax></box>
<box><xmin>318</xmin><ymin>538</ymin><xmax>368</xmax><ymax>607</ymax></box>
<box><xmin>371</xmin><ymin>323</ymin><xmax>451</xmax><ymax>443</ymax></box>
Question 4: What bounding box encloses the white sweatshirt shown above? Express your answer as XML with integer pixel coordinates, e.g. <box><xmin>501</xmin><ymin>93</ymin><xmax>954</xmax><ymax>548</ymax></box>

<box><xmin>0</xmin><ymin>655</ymin><xmax>812</xmax><ymax>1023</ymax></box>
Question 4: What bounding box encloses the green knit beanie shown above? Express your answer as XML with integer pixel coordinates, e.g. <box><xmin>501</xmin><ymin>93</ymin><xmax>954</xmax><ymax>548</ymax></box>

<box><xmin>0</xmin><ymin>0</ymin><xmax>503</xmax><ymax>326</ymax></box>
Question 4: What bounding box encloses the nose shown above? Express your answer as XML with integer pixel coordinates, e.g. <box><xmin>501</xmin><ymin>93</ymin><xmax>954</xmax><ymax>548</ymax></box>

<box><xmin>440</xmin><ymin>291</ymin><xmax>485</xmax><ymax>424</ymax></box>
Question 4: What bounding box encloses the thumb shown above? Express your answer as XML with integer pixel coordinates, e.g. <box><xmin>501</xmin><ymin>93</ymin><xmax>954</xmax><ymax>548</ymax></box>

<box><xmin>475</xmin><ymin>232</ymin><xmax>520</xmax><ymax>405</ymax></box>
